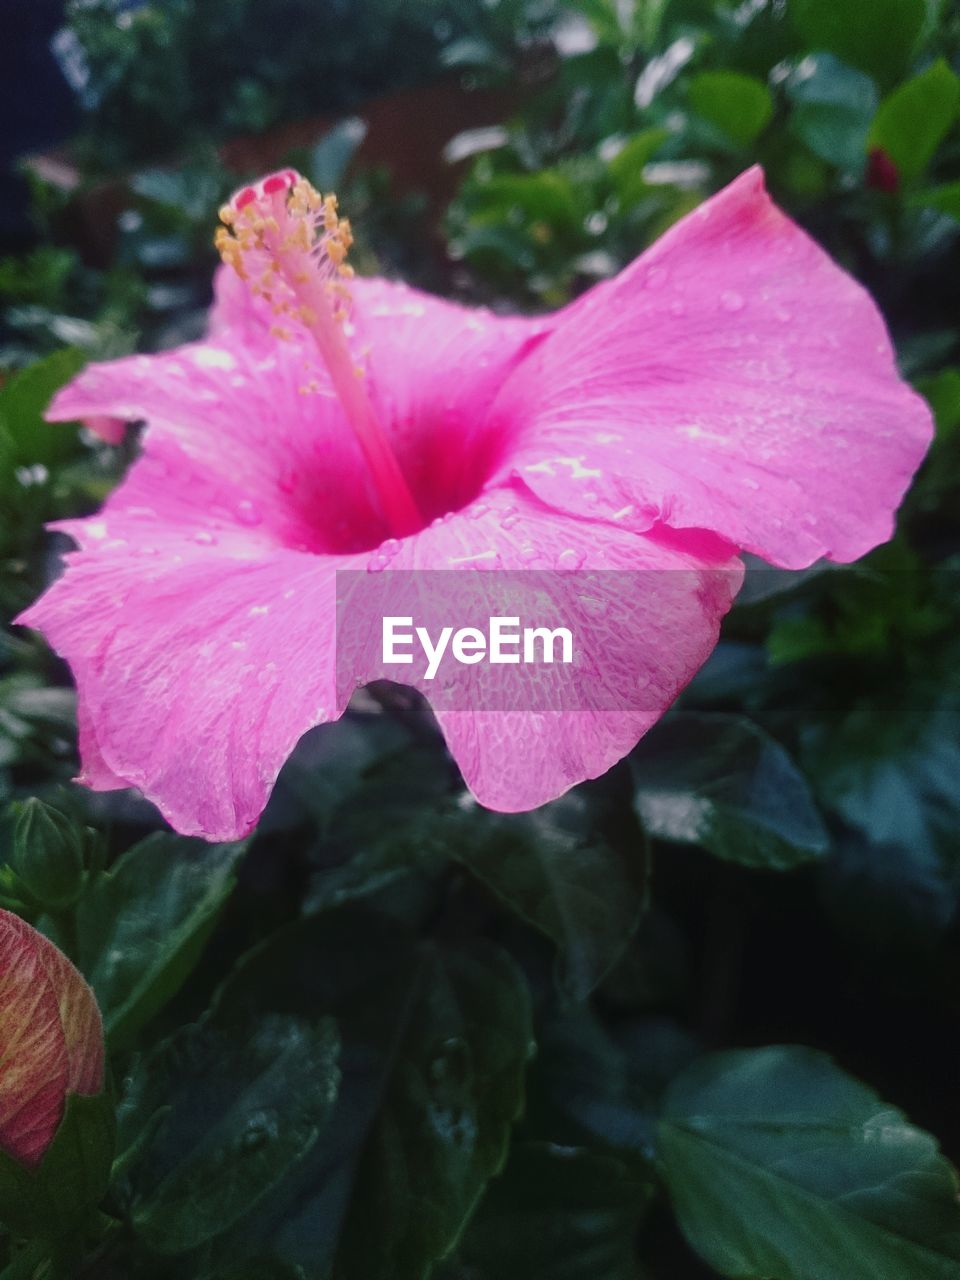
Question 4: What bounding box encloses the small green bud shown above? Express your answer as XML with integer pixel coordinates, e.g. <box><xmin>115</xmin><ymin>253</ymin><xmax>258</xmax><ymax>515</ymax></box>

<box><xmin>11</xmin><ymin>798</ymin><xmax>85</xmax><ymax>910</ymax></box>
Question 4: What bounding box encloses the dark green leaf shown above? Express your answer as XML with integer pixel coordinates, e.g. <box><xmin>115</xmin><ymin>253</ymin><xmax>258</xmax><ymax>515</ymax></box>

<box><xmin>0</xmin><ymin>1093</ymin><xmax>116</xmax><ymax>1240</ymax></box>
<box><xmin>124</xmin><ymin>913</ymin><xmax>533</xmax><ymax>1280</ymax></box>
<box><xmin>336</xmin><ymin>941</ymin><xmax>534</xmax><ymax>1280</ymax></box>
<box><xmin>129</xmin><ymin>1014</ymin><xmax>341</xmax><ymax>1253</ymax></box>
<box><xmin>660</xmin><ymin>1046</ymin><xmax>960</xmax><ymax>1279</ymax></box>
<box><xmin>915</xmin><ymin>366</ymin><xmax>960</xmax><ymax>440</ymax></box>
<box><xmin>72</xmin><ymin>833</ymin><xmax>246</xmax><ymax>1047</ymax></box>
<box><xmin>439</xmin><ymin>1142</ymin><xmax>651</xmax><ymax>1280</ymax></box>
<box><xmin>788</xmin><ymin>0</ymin><xmax>925</xmax><ymax>84</ymax></box>
<box><xmin>688</xmin><ymin>71</ymin><xmax>773</xmax><ymax>146</ymax></box>
<box><xmin>323</xmin><ymin>761</ymin><xmax>647</xmax><ymax>1000</ymax></box>
<box><xmin>447</xmin><ymin>795</ymin><xmax>647</xmax><ymax>1000</ymax></box>
<box><xmin>869</xmin><ymin>59</ymin><xmax>960</xmax><ymax>184</ymax></box>
<box><xmin>805</xmin><ymin>697</ymin><xmax>959</xmax><ymax>870</ymax></box>
<box><xmin>632</xmin><ymin>713</ymin><xmax>828</xmax><ymax>870</ymax></box>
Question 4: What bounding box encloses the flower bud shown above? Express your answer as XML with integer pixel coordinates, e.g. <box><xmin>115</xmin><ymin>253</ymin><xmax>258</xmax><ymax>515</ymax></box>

<box><xmin>11</xmin><ymin>797</ymin><xmax>85</xmax><ymax>909</ymax></box>
<box><xmin>0</xmin><ymin>910</ymin><xmax>112</xmax><ymax>1236</ymax></box>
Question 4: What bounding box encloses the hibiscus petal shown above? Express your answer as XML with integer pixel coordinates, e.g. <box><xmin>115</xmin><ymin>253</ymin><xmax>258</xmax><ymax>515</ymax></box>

<box><xmin>348</xmin><ymin>277</ymin><xmax>549</xmax><ymax>518</ymax></box>
<box><xmin>0</xmin><ymin>912</ymin><xmax>68</xmax><ymax>1168</ymax></box>
<box><xmin>49</xmin><ymin>273</ymin><xmax>549</xmax><ymax>549</ymax></box>
<box><xmin>211</xmin><ymin>267</ymin><xmax>553</xmax><ymax>520</ymax></box>
<box><xmin>46</xmin><ymin>333</ymin><xmax>385</xmax><ymax>554</ymax></box>
<box><xmin>342</xmin><ymin>485</ymin><xmax>743</xmax><ymax>812</ymax></box>
<box><xmin>488</xmin><ymin>166</ymin><xmax>933</xmax><ymax>569</ymax></box>
<box><xmin>18</xmin><ymin>545</ymin><xmax>345</xmax><ymax>841</ymax></box>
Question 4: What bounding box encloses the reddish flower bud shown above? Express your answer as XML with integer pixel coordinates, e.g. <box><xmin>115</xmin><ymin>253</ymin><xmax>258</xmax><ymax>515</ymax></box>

<box><xmin>866</xmin><ymin>146</ymin><xmax>899</xmax><ymax>193</ymax></box>
<box><xmin>0</xmin><ymin>910</ymin><xmax>104</xmax><ymax>1169</ymax></box>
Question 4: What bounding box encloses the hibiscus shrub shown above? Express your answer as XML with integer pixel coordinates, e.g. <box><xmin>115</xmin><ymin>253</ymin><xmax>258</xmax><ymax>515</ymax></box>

<box><xmin>1</xmin><ymin>2</ymin><xmax>960</xmax><ymax>1279</ymax></box>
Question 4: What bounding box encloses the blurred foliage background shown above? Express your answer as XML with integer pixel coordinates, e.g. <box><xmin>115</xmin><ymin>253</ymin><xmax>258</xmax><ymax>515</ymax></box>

<box><xmin>1</xmin><ymin>2</ymin><xmax>960</xmax><ymax>1278</ymax></box>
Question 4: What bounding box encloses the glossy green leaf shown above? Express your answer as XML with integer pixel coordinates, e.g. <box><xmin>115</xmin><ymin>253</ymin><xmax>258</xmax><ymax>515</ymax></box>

<box><xmin>122</xmin><ymin>913</ymin><xmax>533</xmax><ymax>1279</ymax></box>
<box><xmin>323</xmin><ymin>761</ymin><xmax>646</xmax><ymax>999</ymax></box>
<box><xmin>688</xmin><ymin>71</ymin><xmax>773</xmax><ymax>146</ymax></box>
<box><xmin>336</xmin><ymin>940</ymin><xmax>534</xmax><ymax>1280</ymax></box>
<box><xmin>129</xmin><ymin>1014</ymin><xmax>341</xmax><ymax>1253</ymax></box>
<box><xmin>449</xmin><ymin>795</ymin><xmax>647</xmax><ymax>1000</ymax></box>
<box><xmin>788</xmin><ymin>0</ymin><xmax>925</xmax><ymax>84</ymax></box>
<box><xmin>71</xmin><ymin>833</ymin><xmax>246</xmax><ymax>1048</ymax></box>
<box><xmin>632</xmin><ymin>713</ymin><xmax>828</xmax><ymax>869</ymax></box>
<box><xmin>869</xmin><ymin>59</ymin><xmax>960</xmax><ymax>184</ymax></box>
<box><xmin>786</xmin><ymin>54</ymin><xmax>879</xmax><ymax>169</ymax></box>
<box><xmin>438</xmin><ymin>1142</ymin><xmax>652</xmax><ymax>1280</ymax></box>
<box><xmin>660</xmin><ymin>1046</ymin><xmax>960</xmax><ymax>1279</ymax></box>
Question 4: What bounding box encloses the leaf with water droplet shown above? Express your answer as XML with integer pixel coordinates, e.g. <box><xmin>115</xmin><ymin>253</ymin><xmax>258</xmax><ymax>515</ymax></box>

<box><xmin>73</xmin><ymin>832</ymin><xmax>247</xmax><ymax>1049</ymax></box>
<box><xmin>632</xmin><ymin>713</ymin><xmax>828</xmax><ymax>871</ymax></box>
<box><xmin>336</xmin><ymin>941</ymin><xmax>533</xmax><ymax>1280</ymax></box>
<box><xmin>125</xmin><ymin>1012</ymin><xmax>341</xmax><ymax>1254</ymax></box>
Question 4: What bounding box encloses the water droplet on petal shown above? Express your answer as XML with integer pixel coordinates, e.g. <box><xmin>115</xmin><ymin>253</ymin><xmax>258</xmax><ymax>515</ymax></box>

<box><xmin>720</xmin><ymin>290</ymin><xmax>745</xmax><ymax>313</ymax></box>
<box><xmin>670</xmin><ymin>299</ymin><xmax>686</xmax><ymax>317</ymax></box>
<box><xmin>645</xmin><ymin>266</ymin><xmax>668</xmax><ymax>290</ymax></box>
<box><xmin>235</xmin><ymin>498</ymin><xmax>262</xmax><ymax>526</ymax></box>
<box><xmin>557</xmin><ymin>548</ymin><xmax>585</xmax><ymax>569</ymax></box>
<box><xmin>193</xmin><ymin>530</ymin><xmax>217</xmax><ymax>546</ymax></box>
<box><xmin>367</xmin><ymin>553</ymin><xmax>388</xmax><ymax>572</ymax></box>
<box><xmin>519</xmin><ymin>544</ymin><xmax>538</xmax><ymax>563</ymax></box>
<box><xmin>580</xmin><ymin>594</ymin><xmax>609</xmax><ymax>618</ymax></box>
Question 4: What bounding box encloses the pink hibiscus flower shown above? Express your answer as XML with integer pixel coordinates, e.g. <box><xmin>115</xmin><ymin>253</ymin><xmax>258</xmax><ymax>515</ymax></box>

<box><xmin>17</xmin><ymin>167</ymin><xmax>931</xmax><ymax>840</ymax></box>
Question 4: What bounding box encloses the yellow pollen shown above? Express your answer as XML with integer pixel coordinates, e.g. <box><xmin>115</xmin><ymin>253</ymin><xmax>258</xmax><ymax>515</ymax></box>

<box><xmin>214</xmin><ymin>169</ymin><xmax>425</xmax><ymax>538</ymax></box>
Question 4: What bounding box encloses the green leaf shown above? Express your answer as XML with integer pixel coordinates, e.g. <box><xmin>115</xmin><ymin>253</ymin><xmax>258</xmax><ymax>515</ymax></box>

<box><xmin>450</xmin><ymin>796</ymin><xmax>647</xmax><ymax>1001</ymax></box>
<box><xmin>0</xmin><ymin>348</ymin><xmax>84</xmax><ymax>477</ymax></box>
<box><xmin>659</xmin><ymin>1046</ymin><xmax>960</xmax><ymax>1279</ymax></box>
<box><xmin>788</xmin><ymin>0</ymin><xmax>926</xmax><ymax>84</ymax></box>
<box><xmin>335</xmin><ymin>941</ymin><xmax>534</xmax><ymax>1280</ymax></box>
<box><xmin>471</xmin><ymin>170</ymin><xmax>582</xmax><ymax>235</ymax></box>
<box><xmin>129</xmin><ymin>1014</ymin><xmax>341</xmax><ymax>1253</ymax></box>
<box><xmin>0</xmin><ymin>1093</ymin><xmax>116</xmax><ymax>1240</ymax></box>
<box><xmin>606</xmin><ymin>127</ymin><xmax>671</xmax><ymax>206</ymax></box>
<box><xmin>911</xmin><ymin>180</ymin><xmax>960</xmax><ymax>221</ymax></box>
<box><xmin>631</xmin><ymin>713</ymin><xmax>829</xmax><ymax>870</ymax></box>
<box><xmin>786</xmin><ymin>54</ymin><xmax>879</xmax><ymax>169</ymax></box>
<box><xmin>915</xmin><ymin>366</ymin><xmax>960</xmax><ymax>440</ymax></box>
<box><xmin>72</xmin><ymin>833</ymin><xmax>246</xmax><ymax>1048</ymax></box>
<box><xmin>122</xmin><ymin>912</ymin><xmax>533</xmax><ymax>1279</ymax></box>
<box><xmin>869</xmin><ymin>59</ymin><xmax>960</xmax><ymax>184</ymax></box>
<box><xmin>438</xmin><ymin>1142</ymin><xmax>651</xmax><ymax>1280</ymax></box>
<box><xmin>806</xmin><ymin>689</ymin><xmax>959</xmax><ymax>866</ymax></box>
<box><xmin>687</xmin><ymin>71</ymin><xmax>773</xmax><ymax>146</ymax></box>
<box><xmin>323</xmin><ymin>761</ymin><xmax>647</xmax><ymax>999</ymax></box>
